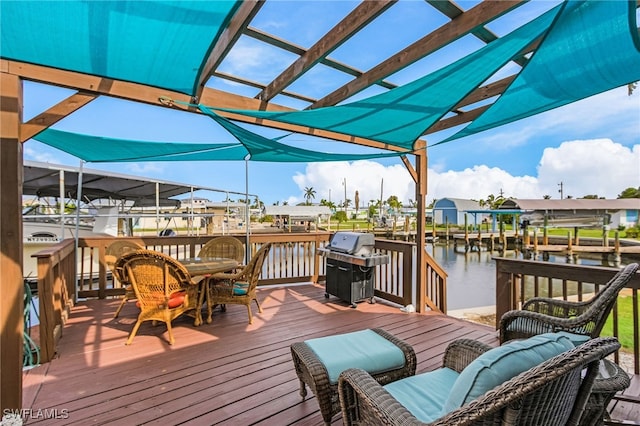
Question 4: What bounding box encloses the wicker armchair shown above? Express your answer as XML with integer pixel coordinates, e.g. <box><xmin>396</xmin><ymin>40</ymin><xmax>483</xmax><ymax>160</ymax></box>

<box><xmin>500</xmin><ymin>263</ymin><xmax>639</xmax><ymax>344</ymax></box>
<box><xmin>206</xmin><ymin>242</ymin><xmax>271</xmax><ymax>324</ymax></box>
<box><xmin>122</xmin><ymin>249</ymin><xmax>199</xmax><ymax>345</ymax></box>
<box><xmin>105</xmin><ymin>240</ymin><xmax>144</xmax><ymax>318</ymax></box>
<box><xmin>338</xmin><ymin>336</ymin><xmax>621</xmax><ymax>426</ymax></box>
<box><xmin>198</xmin><ymin>236</ymin><xmax>245</xmax><ymax>265</ymax></box>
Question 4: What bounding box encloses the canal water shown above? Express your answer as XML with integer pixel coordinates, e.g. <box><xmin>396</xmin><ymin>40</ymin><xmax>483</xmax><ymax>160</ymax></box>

<box><xmin>427</xmin><ymin>243</ymin><xmax>626</xmax><ymax>311</ymax></box>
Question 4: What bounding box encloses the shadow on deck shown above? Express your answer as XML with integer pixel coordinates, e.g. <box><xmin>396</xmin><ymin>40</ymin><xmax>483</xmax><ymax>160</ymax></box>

<box><xmin>22</xmin><ymin>284</ymin><xmax>639</xmax><ymax>425</ymax></box>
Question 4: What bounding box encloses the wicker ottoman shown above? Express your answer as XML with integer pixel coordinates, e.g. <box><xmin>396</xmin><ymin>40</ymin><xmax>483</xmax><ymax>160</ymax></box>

<box><xmin>290</xmin><ymin>328</ymin><xmax>416</xmax><ymax>425</ymax></box>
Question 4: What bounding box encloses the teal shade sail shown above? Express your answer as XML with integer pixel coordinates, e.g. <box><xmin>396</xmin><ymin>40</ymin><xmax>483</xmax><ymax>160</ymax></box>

<box><xmin>0</xmin><ymin>1</ymin><xmax>241</xmax><ymax>96</ymax></box>
<box><xmin>440</xmin><ymin>0</ymin><xmax>640</xmax><ymax>144</ymax></box>
<box><xmin>209</xmin><ymin>5</ymin><xmax>563</xmax><ymax>150</ymax></box>
<box><xmin>197</xmin><ymin>106</ymin><xmax>407</xmax><ymax>162</ymax></box>
<box><xmin>33</xmin><ymin>126</ymin><xmax>406</xmax><ymax>164</ymax></box>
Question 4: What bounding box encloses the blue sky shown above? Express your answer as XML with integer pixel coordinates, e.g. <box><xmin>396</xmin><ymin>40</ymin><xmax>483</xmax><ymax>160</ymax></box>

<box><xmin>22</xmin><ymin>1</ymin><xmax>640</xmax><ymax>207</ymax></box>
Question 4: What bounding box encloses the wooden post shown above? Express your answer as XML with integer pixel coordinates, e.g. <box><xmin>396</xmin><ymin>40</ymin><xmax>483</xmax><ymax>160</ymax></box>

<box><xmin>464</xmin><ymin>213</ymin><xmax>469</xmax><ymax>252</ymax></box>
<box><xmin>0</xmin><ymin>71</ymin><xmax>24</xmax><ymax>411</ymax></box>
<box><xmin>494</xmin><ymin>258</ymin><xmax>514</xmax><ymax>331</ymax></box>
<box><xmin>411</xmin><ymin>142</ymin><xmax>428</xmax><ymax>313</ymax></box>
<box><xmin>445</xmin><ymin>217</ymin><xmax>449</xmax><ymax>241</ymax></box>
<box><xmin>431</xmin><ymin>219</ymin><xmax>436</xmax><ymax>241</ymax></box>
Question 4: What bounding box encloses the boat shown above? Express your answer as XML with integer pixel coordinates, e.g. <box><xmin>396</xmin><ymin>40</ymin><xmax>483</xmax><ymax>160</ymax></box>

<box><xmin>22</xmin><ymin>205</ymin><xmax>120</xmax><ymax>281</ymax></box>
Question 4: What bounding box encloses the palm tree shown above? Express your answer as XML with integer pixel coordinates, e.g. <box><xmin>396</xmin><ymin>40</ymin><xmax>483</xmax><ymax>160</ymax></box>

<box><xmin>387</xmin><ymin>195</ymin><xmax>402</xmax><ymax>213</ymax></box>
<box><xmin>320</xmin><ymin>198</ymin><xmax>336</xmax><ymax>211</ymax></box>
<box><xmin>303</xmin><ymin>187</ymin><xmax>316</xmax><ymax>206</ymax></box>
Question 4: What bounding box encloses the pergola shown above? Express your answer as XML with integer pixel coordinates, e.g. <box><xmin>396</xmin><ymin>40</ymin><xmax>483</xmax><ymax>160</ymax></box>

<box><xmin>2</xmin><ymin>0</ymin><xmax>638</xmax><ymax>410</ymax></box>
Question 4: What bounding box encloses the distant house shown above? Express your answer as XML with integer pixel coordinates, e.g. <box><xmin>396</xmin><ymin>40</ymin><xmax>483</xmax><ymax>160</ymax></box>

<box><xmin>433</xmin><ymin>198</ymin><xmax>485</xmax><ymax>226</ymax></box>
<box><xmin>264</xmin><ymin>205</ymin><xmax>332</xmax><ymax>231</ymax></box>
<box><xmin>500</xmin><ymin>199</ymin><xmax>640</xmax><ymax>228</ymax></box>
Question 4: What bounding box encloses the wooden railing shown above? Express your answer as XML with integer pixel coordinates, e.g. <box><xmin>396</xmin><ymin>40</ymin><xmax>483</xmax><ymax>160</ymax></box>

<box><xmin>29</xmin><ymin>233</ymin><xmax>448</xmax><ymax>361</ymax></box>
<box><xmin>30</xmin><ymin>239</ymin><xmax>76</xmax><ymax>363</ymax></box>
<box><xmin>495</xmin><ymin>257</ymin><xmax>640</xmax><ymax>374</ymax></box>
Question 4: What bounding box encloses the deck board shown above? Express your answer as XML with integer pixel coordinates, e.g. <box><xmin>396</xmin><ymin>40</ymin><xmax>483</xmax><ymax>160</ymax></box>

<box><xmin>22</xmin><ymin>283</ymin><xmax>638</xmax><ymax>425</ymax></box>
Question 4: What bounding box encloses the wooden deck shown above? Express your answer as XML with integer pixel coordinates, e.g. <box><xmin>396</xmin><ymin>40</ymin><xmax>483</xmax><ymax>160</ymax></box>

<box><xmin>22</xmin><ymin>284</ymin><xmax>639</xmax><ymax>425</ymax></box>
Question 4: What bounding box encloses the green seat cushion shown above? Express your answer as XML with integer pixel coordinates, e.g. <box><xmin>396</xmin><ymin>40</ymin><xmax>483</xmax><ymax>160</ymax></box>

<box><xmin>232</xmin><ymin>282</ymin><xmax>249</xmax><ymax>295</ymax></box>
<box><xmin>443</xmin><ymin>333</ymin><xmax>574</xmax><ymax>412</ymax></box>
<box><xmin>305</xmin><ymin>329</ymin><xmax>406</xmax><ymax>384</ymax></box>
<box><xmin>384</xmin><ymin>367</ymin><xmax>459</xmax><ymax>423</ymax></box>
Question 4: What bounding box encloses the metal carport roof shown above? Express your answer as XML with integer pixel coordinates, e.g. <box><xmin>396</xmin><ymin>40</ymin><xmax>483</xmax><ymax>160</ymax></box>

<box><xmin>23</xmin><ymin>160</ymin><xmax>245</xmax><ymax>207</ymax></box>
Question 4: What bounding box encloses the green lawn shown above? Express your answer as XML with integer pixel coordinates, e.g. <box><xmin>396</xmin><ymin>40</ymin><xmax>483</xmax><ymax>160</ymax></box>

<box><xmin>601</xmin><ymin>295</ymin><xmax>637</xmax><ymax>351</ymax></box>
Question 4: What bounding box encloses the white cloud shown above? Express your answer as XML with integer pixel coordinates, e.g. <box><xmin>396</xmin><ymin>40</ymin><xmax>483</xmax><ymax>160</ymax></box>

<box><xmin>221</xmin><ymin>39</ymin><xmax>294</xmax><ymax>82</ymax></box>
<box><xmin>451</xmin><ymin>87</ymin><xmax>640</xmax><ymax>150</ymax></box>
<box><xmin>536</xmin><ymin>139</ymin><xmax>640</xmax><ymax>198</ymax></box>
<box><xmin>292</xmin><ymin>161</ymin><xmax>413</xmax><ymax>207</ymax></box>
<box><xmin>124</xmin><ymin>162</ymin><xmax>165</xmax><ymax>176</ymax></box>
<box><xmin>24</xmin><ymin>145</ymin><xmax>61</xmax><ymax>163</ymax></box>
<box><xmin>293</xmin><ymin>139</ymin><xmax>639</xmax><ymax>205</ymax></box>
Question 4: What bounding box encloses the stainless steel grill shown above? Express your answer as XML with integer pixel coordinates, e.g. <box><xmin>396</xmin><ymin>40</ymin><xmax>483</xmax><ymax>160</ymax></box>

<box><xmin>320</xmin><ymin>232</ymin><xmax>389</xmax><ymax>308</ymax></box>
<box><xmin>319</xmin><ymin>231</ymin><xmax>389</xmax><ymax>267</ymax></box>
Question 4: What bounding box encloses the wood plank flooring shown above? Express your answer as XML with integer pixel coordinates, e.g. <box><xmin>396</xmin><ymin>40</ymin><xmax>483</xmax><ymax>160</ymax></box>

<box><xmin>21</xmin><ymin>284</ymin><xmax>639</xmax><ymax>425</ymax></box>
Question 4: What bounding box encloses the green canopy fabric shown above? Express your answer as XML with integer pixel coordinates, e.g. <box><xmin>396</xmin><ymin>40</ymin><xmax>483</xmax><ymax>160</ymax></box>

<box><xmin>33</xmin><ymin>126</ymin><xmax>405</xmax><ymax>164</ymax></box>
<box><xmin>0</xmin><ymin>1</ymin><xmax>240</xmax><ymax>96</ymax></box>
<box><xmin>440</xmin><ymin>0</ymin><xmax>640</xmax><ymax>144</ymax></box>
<box><xmin>209</xmin><ymin>4</ymin><xmax>563</xmax><ymax>150</ymax></box>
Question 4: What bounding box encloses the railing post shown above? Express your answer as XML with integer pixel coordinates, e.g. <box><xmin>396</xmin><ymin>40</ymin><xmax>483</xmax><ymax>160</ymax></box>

<box><xmin>494</xmin><ymin>258</ymin><xmax>514</xmax><ymax>330</ymax></box>
<box><xmin>312</xmin><ymin>234</ymin><xmax>321</xmax><ymax>284</ymax></box>
<box><xmin>38</xmin><ymin>256</ymin><xmax>55</xmax><ymax>363</ymax></box>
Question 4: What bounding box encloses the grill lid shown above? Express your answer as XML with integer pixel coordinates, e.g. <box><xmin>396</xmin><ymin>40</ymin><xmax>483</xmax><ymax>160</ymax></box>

<box><xmin>328</xmin><ymin>232</ymin><xmax>374</xmax><ymax>255</ymax></box>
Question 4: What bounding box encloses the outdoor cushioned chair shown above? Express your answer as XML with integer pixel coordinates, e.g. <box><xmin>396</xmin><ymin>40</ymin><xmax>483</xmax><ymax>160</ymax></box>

<box><xmin>338</xmin><ymin>334</ymin><xmax>621</xmax><ymax>426</ymax></box>
<box><xmin>197</xmin><ymin>236</ymin><xmax>245</xmax><ymax>301</ymax></box>
<box><xmin>206</xmin><ymin>242</ymin><xmax>272</xmax><ymax>324</ymax></box>
<box><xmin>197</xmin><ymin>236</ymin><xmax>245</xmax><ymax>265</ymax></box>
<box><xmin>122</xmin><ymin>249</ymin><xmax>198</xmax><ymax>345</ymax></box>
<box><xmin>106</xmin><ymin>240</ymin><xmax>144</xmax><ymax>318</ymax></box>
<box><xmin>500</xmin><ymin>262</ymin><xmax>639</xmax><ymax>344</ymax></box>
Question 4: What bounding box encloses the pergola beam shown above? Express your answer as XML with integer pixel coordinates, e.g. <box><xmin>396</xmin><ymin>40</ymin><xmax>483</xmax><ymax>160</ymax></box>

<box><xmin>244</xmin><ymin>27</ymin><xmax>398</xmax><ymax>91</ymax></box>
<box><xmin>312</xmin><ymin>0</ymin><xmax>525</xmax><ymax>108</ymax></box>
<box><xmin>212</xmin><ymin>71</ymin><xmax>317</xmax><ymax>104</ymax></box>
<box><xmin>3</xmin><ymin>60</ymin><xmax>409</xmax><ymax>153</ymax></box>
<box><xmin>20</xmin><ymin>92</ymin><xmax>98</xmax><ymax>142</ymax></box>
<box><xmin>257</xmin><ymin>0</ymin><xmax>395</xmax><ymax>102</ymax></box>
<box><xmin>195</xmin><ymin>1</ymin><xmax>265</xmax><ymax>100</ymax></box>
<box><xmin>427</xmin><ymin>0</ymin><xmax>529</xmax><ymax>67</ymax></box>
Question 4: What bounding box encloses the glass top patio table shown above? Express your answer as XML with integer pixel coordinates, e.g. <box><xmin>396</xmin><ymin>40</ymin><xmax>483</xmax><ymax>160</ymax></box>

<box><xmin>179</xmin><ymin>257</ymin><xmax>239</xmax><ymax>326</ymax></box>
<box><xmin>180</xmin><ymin>257</ymin><xmax>238</xmax><ymax>277</ymax></box>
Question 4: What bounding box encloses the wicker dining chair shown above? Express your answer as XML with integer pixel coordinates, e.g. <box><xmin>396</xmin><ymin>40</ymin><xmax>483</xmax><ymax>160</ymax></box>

<box><xmin>106</xmin><ymin>240</ymin><xmax>144</xmax><ymax>318</ymax></box>
<box><xmin>338</xmin><ymin>336</ymin><xmax>621</xmax><ymax>426</ymax></box>
<box><xmin>122</xmin><ymin>249</ymin><xmax>198</xmax><ymax>345</ymax></box>
<box><xmin>500</xmin><ymin>262</ymin><xmax>639</xmax><ymax>344</ymax></box>
<box><xmin>198</xmin><ymin>236</ymin><xmax>245</xmax><ymax>265</ymax></box>
<box><xmin>205</xmin><ymin>242</ymin><xmax>272</xmax><ymax>324</ymax></box>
